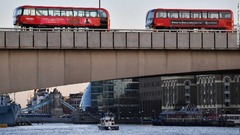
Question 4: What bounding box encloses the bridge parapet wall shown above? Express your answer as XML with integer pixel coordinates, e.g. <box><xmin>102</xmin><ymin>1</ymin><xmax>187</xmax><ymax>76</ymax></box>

<box><xmin>0</xmin><ymin>30</ymin><xmax>238</xmax><ymax>50</ymax></box>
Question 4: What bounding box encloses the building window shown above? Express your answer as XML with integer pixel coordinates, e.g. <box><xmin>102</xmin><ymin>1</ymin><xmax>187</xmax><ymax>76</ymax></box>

<box><xmin>184</xmin><ymin>80</ymin><xmax>191</xmax><ymax>93</ymax></box>
<box><xmin>224</xmin><ymin>77</ymin><xmax>231</xmax><ymax>91</ymax></box>
<box><xmin>223</xmin><ymin>76</ymin><xmax>231</xmax><ymax>107</ymax></box>
<box><xmin>225</xmin><ymin>94</ymin><xmax>229</xmax><ymax>99</ymax></box>
<box><xmin>225</xmin><ymin>85</ymin><xmax>229</xmax><ymax>91</ymax></box>
<box><xmin>224</xmin><ymin>77</ymin><xmax>231</xmax><ymax>84</ymax></box>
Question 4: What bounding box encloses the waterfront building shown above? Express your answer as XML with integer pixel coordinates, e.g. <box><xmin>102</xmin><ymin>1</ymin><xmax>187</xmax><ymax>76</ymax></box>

<box><xmin>90</xmin><ymin>81</ymin><xmax>104</xmax><ymax>113</ymax></box>
<box><xmin>196</xmin><ymin>74</ymin><xmax>240</xmax><ymax>114</ymax></box>
<box><xmin>69</xmin><ymin>93</ymin><xmax>83</xmax><ymax>109</ymax></box>
<box><xmin>81</xmin><ymin>81</ymin><xmax>113</xmax><ymax>114</ymax></box>
<box><xmin>63</xmin><ymin>92</ymin><xmax>83</xmax><ymax>114</ymax></box>
<box><xmin>80</xmin><ymin>74</ymin><xmax>240</xmax><ymax>122</ymax></box>
<box><xmin>80</xmin><ymin>84</ymin><xmax>91</xmax><ymax>111</ymax></box>
<box><xmin>102</xmin><ymin>80</ymin><xmax>115</xmax><ymax>113</ymax></box>
<box><xmin>81</xmin><ymin>79</ymin><xmax>140</xmax><ymax>122</ymax></box>
<box><xmin>234</xmin><ymin>74</ymin><xmax>240</xmax><ymax>113</ymax></box>
<box><xmin>139</xmin><ymin>74</ymin><xmax>240</xmax><ymax>115</ymax></box>
<box><xmin>83</xmin><ymin>81</ymin><xmax>115</xmax><ymax>114</ymax></box>
<box><xmin>161</xmin><ymin>76</ymin><xmax>197</xmax><ymax>111</ymax></box>
<box><xmin>139</xmin><ymin>77</ymin><xmax>162</xmax><ymax>119</ymax></box>
<box><xmin>114</xmin><ymin>78</ymin><xmax>139</xmax><ymax>121</ymax></box>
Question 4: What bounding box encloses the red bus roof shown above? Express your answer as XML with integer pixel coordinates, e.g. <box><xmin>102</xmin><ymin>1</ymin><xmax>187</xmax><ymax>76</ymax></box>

<box><xmin>18</xmin><ymin>5</ymin><xmax>109</xmax><ymax>15</ymax></box>
<box><xmin>20</xmin><ymin>5</ymin><xmax>106</xmax><ymax>10</ymax></box>
<box><xmin>153</xmin><ymin>8</ymin><xmax>233</xmax><ymax>13</ymax></box>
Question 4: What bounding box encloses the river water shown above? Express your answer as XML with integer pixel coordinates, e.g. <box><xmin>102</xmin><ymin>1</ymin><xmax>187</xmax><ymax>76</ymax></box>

<box><xmin>1</xmin><ymin>123</ymin><xmax>240</xmax><ymax>135</ymax></box>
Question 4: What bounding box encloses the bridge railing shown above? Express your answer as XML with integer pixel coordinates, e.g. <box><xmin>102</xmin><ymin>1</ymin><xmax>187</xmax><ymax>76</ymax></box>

<box><xmin>0</xmin><ymin>27</ymin><xmax>235</xmax><ymax>32</ymax></box>
<box><xmin>0</xmin><ymin>28</ymin><xmax>238</xmax><ymax>50</ymax></box>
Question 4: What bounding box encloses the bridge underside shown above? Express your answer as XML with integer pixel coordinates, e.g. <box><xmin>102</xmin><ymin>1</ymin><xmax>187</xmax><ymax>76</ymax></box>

<box><xmin>0</xmin><ymin>49</ymin><xmax>240</xmax><ymax>94</ymax></box>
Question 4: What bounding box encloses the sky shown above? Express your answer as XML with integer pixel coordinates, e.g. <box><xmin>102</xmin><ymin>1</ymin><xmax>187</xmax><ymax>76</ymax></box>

<box><xmin>0</xmin><ymin>0</ymin><xmax>238</xmax><ymax>107</ymax></box>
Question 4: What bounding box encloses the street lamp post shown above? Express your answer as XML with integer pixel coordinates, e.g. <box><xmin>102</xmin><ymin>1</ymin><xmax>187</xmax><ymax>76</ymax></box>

<box><xmin>99</xmin><ymin>0</ymin><xmax>101</xmax><ymax>8</ymax></box>
<box><xmin>237</xmin><ymin>0</ymin><xmax>240</xmax><ymax>46</ymax></box>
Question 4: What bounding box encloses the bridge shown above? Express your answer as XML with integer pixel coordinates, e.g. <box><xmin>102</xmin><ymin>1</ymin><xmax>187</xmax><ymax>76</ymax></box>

<box><xmin>20</xmin><ymin>98</ymin><xmax>76</xmax><ymax>113</ymax></box>
<box><xmin>0</xmin><ymin>28</ymin><xmax>239</xmax><ymax>94</ymax></box>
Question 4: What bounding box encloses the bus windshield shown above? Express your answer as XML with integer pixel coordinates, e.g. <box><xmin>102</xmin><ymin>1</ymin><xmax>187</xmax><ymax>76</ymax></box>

<box><xmin>13</xmin><ymin>7</ymin><xmax>22</xmax><ymax>17</ymax></box>
<box><xmin>98</xmin><ymin>10</ymin><xmax>107</xmax><ymax>18</ymax></box>
<box><xmin>146</xmin><ymin>10</ymin><xmax>155</xmax><ymax>24</ymax></box>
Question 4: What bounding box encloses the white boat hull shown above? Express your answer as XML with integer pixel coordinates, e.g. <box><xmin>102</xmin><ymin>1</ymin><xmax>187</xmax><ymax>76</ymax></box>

<box><xmin>98</xmin><ymin>124</ymin><xmax>119</xmax><ymax>130</ymax></box>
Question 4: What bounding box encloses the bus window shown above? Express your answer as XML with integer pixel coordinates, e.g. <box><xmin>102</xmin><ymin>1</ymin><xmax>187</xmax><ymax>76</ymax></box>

<box><xmin>202</xmin><ymin>12</ymin><xmax>207</xmax><ymax>19</ymax></box>
<box><xmin>98</xmin><ymin>10</ymin><xmax>107</xmax><ymax>18</ymax></box>
<box><xmin>156</xmin><ymin>11</ymin><xmax>167</xmax><ymax>18</ymax></box>
<box><xmin>49</xmin><ymin>9</ymin><xmax>53</xmax><ymax>16</ymax></box>
<box><xmin>179</xmin><ymin>11</ymin><xmax>190</xmax><ymax>18</ymax></box>
<box><xmin>74</xmin><ymin>10</ymin><xmax>84</xmax><ymax>17</ymax></box>
<box><xmin>219</xmin><ymin>12</ymin><xmax>231</xmax><ymax>19</ymax></box>
<box><xmin>86</xmin><ymin>10</ymin><xmax>98</xmax><ymax>17</ymax></box>
<box><xmin>49</xmin><ymin>9</ymin><xmax>60</xmax><ymax>16</ymax></box>
<box><xmin>23</xmin><ymin>9</ymin><xmax>29</xmax><ymax>15</ymax></box>
<box><xmin>208</xmin><ymin>12</ymin><xmax>219</xmax><ymax>19</ymax></box>
<box><xmin>23</xmin><ymin>8</ymin><xmax>35</xmax><ymax>16</ymax></box>
<box><xmin>61</xmin><ymin>10</ymin><xmax>66</xmax><ymax>16</ymax></box>
<box><xmin>168</xmin><ymin>11</ymin><xmax>178</xmax><ymax>18</ymax></box>
<box><xmin>61</xmin><ymin>10</ymin><xmax>73</xmax><ymax>16</ymax></box>
<box><xmin>36</xmin><ymin>8</ymin><xmax>48</xmax><ymax>16</ymax></box>
<box><xmin>73</xmin><ymin>10</ymin><xmax>77</xmax><ymax>17</ymax></box>
<box><xmin>66</xmin><ymin>10</ymin><xmax>73</xmax><ymax>16</ymax></box>
<box><xmin>90</xmin><ymin>10</ymin><xmax>98</xmax><ymax>17</ymax></box>
<box><xmin>191</xmin><ymin>12</ymin><xmax>201</xmax><ymax>18</ymax></box>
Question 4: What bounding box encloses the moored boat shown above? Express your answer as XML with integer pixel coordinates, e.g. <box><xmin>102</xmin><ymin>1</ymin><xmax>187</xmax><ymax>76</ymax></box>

<box><xmin>0</xmin><ymin>94</ymin><xmax>21</xmax><ymax>126</ymax></box>
<box><xmin>152</xmin><ymin>104</ymin><xmax>235</xmax><ymax>127</ymax></box>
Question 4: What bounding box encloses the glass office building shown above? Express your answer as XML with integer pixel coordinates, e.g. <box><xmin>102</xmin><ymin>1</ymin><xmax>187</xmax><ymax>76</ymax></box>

<box><xmin>80</xmin><ymin>84</ymin><xmax>91</xmax><ymax>111</ymax></box>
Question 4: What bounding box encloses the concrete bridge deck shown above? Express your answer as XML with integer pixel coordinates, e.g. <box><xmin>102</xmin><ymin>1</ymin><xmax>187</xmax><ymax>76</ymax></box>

<box><xmin>0</xmin><ymin>28</ymin><xmax>239</xmax><ymax>94</ymax></box>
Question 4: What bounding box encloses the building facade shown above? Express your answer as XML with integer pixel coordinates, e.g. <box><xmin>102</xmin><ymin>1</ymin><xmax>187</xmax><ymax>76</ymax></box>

<box><xmin>83</xmin><ymin>79</ymin><xmax>140</xmax><ymax>121</ymax></box>
<box><xmin>80</xmin><ymin>84</ymin><xmax>91</xmax><ymax>111</ymax></box>
<box><xmin>102</xmin><ymin>80</ymin><xmax>115</xmax><ymax>113</ymax></box>
<box><xmin>90</xmin><ymin>81</ymin><xmax>104</xmax><ymax>113</ymax></box>
<box><xmin>197</xmin><ymin>74</ymin><xmax>240</xmax><ymax>114</ymax></box>
<box><xmin>81</xmin><ymin>74</ymin><xmax>240</xmax><ymax>122</ymax></box>
<box><xmin>161</xmin><ymin>76</ymin><xmax>197</xmax><ymax>111</ymax></box>
<box><xmin>64</xmin><ymin>92</ymin><xmax>83</xmax><ymax>114</ymax></box>
<box><xmin>114</xmin><ymin>78</ymin><xmax>139</xmax><ymax>121</ymax></box>
<box><xmin>139</xmin><ymin>77</ymin><xmax>162</xmax><ymax>118</ymax></box>
<box><xmin>142</xmin><ymin>74</ymin><xmax>240</xmax><ymax>115</ymax></box>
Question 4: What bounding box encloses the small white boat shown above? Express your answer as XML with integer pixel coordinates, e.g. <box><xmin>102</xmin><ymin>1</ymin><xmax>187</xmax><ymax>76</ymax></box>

<box><xmin>98</xmin><ymin>114</ymin><xmax>119</xmax><ymax>130</ymax></box>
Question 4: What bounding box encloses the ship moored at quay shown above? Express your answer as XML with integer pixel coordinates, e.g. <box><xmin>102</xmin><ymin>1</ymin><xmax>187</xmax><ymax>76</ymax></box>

<box><xmin>0</xmin><ymin>94</ymin><xmax>21</xmax><ymax>127</ymax></box>
<box><xmin>152</xmin><ymin>104</ymin><xmax>235</xmax><ymax>127</ymax></box>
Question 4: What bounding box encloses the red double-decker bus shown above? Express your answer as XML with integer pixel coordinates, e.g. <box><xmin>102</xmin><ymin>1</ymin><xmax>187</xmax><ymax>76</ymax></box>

<box><xmin>13</xmin><ymin>5</ymin><xmax>110</xmax><ymax>29</ymax></box>
<box><xmin>145</xmin><ymin>8</ymin><xmax>234</xmax><ymax>30</ymax></box>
